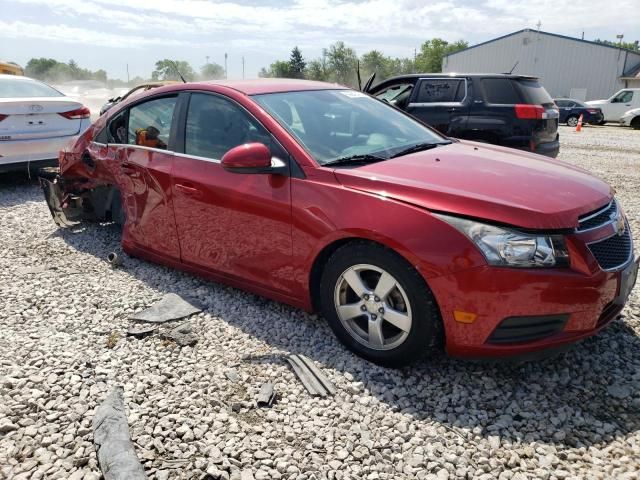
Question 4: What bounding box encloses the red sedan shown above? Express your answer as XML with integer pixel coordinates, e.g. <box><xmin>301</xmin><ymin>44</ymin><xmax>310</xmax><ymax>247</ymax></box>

<box><xmin>41</xmin><ymin>79</ymin><xmax>638</xmax><ymax>366</ymax></box>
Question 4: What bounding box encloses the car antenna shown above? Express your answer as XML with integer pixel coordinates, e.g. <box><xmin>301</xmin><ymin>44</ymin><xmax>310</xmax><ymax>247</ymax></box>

<box><xmin>506</xmin><ymin>61</ymin><xmax>519</xmax><ymax>75</ymax></box>
<box><xmin>169</xmin><ymin>60</ymin><xmax>187</xmax><ymax>83</ymax></box>
<box><xmin>356</xmin><ymin>60</ymin><xmax>362</xmax><ymax>91</ymax></box>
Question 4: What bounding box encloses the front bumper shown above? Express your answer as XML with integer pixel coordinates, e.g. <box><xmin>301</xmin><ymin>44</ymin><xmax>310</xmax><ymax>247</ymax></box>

<box><xmin>429</xmin><ymin>257</ymin><xmax>638</xmax><ymax>359</ymax></box>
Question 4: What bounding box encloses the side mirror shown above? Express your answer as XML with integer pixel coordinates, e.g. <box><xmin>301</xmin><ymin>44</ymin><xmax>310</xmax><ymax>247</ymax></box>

<box><xmin>221</xmin><ymin>143</ymin><xmax>286</xmax><ymax>175</ymax></box>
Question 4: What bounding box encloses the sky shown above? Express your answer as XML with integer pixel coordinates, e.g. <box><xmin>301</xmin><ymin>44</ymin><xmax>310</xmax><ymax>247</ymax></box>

<box><xmin>1</xmin><ymin>0</ymin><xmax>639</xmax><ymax>81</ymax></box>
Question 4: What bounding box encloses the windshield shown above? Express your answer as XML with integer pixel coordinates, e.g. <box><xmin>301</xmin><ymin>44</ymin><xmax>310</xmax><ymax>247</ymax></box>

<box><xmin>0</xmin><ymin>77</ymin><xmax>64</xmax><ymax>98</ymax></box>
<box><xmin>253</xmin><ymin>89</ymin><xmax>447</xmax><ymax>165</ymax></box>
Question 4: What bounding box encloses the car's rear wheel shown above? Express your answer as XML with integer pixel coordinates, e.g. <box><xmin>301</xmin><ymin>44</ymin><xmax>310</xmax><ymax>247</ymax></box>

<box><xmin>566</xmin><ymin>115</ymin><xmax>579</xmax><ymax>127</ymax></box>
<box><xmin>319</xmin><ymin>242</ymin><xmax>442</xmax><ymax>367</ymax></box>
<box><xmin>631</xmin><ymin>117</ymin><xmax>640</xmax><ymax>130</ymax></box>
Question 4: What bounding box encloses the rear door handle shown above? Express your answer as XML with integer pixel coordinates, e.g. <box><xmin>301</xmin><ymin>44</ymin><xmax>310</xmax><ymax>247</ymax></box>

<box><xmin>120</xmin><ymin>163</ymin><xmax>140</xmax><ymax>178</ymax></box>
<box><xmin>175</xmin><ymin>183</ymin><xmax>202</xmax><ymax>197</ymax></box>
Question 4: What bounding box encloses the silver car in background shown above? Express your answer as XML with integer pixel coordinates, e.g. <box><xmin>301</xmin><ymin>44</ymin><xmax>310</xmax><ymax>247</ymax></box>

<box><xmin>0</xmin><ymin>74</ymin><xmax>91</xmax><ymax>173</ymax></box>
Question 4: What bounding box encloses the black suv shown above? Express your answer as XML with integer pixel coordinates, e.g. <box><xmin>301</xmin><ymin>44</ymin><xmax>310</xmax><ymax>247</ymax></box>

<box><xmin>365</xmin><ymin>73</ymin><xmax>560</xmax><ymax>157</ymax></box>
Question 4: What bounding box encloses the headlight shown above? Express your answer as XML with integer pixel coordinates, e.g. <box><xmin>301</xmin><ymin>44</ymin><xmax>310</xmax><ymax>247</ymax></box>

<box><xmin>436</xmin><ymin>214</ymin><xmax>569</xmax><ymax>268</ymax></box>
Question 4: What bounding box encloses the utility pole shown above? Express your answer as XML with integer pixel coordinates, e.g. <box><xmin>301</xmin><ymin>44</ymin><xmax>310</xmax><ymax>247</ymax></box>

<box><xmin>206</xmin><ymin>55</ymin><xmax>210</xmax><ymax>65</ymax></box>
<box><xmin>242</xmin><ymin>56</ymin><xmax>245</xmax><ymax>79</ymax></box>
<box><xmin>224</xmin><ymin>53</ymin><xmax>228</xmax><ymax>79</ymax></box>
<box><xmin>126</xmin><ymin>63</ymin><xmax>129</xmax><ymax>83</ymax></box>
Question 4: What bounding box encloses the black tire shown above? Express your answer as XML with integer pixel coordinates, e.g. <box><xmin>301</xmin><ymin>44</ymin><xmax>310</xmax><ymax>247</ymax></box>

<box><xmin>631</xmin><ymin>117</ymin><xmax>640</xmax><ymax>130</ymax></box>
<box><xmin>597</xmin><ymin>120</ymin><xmax>606</xmax><ymax>126</ymax></box>
<box><xmin>566</xmin><ymin>115</ymin><xmax>579</xmax><ymax>127</ymax></box>
<box><xmin>319</xmin><ymin>241</ymin><xmax>442</xmax><ymax>367</ymax></box>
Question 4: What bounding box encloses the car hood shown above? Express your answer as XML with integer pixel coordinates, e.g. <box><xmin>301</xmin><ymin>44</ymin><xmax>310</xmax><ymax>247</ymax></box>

<box><xmin>333</xmin><ymin>142</ymin><xmax>612</xmax><ymax>230</ymax></box>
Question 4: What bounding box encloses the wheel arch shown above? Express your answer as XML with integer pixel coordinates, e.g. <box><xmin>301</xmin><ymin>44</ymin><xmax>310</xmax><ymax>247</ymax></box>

<box><xmin>308</xmin><ymin>235</ymin><xmax>429</xmax><ymax>313</ymax></box>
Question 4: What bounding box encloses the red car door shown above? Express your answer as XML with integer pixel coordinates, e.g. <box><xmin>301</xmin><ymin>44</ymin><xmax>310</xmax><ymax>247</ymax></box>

<box><xmin>114</xmin><ymin>95</ymin><xmax>181</xmax><ymax>259</ymax></box>
<box><xmin>171</xmin><ymin>92</ymin><xmax>294</xmax><ymax>294</ymax></box>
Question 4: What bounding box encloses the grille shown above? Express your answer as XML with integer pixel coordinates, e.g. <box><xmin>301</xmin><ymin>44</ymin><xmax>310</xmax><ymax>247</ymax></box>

<box><xmin>578</xmin><ymin>200</ymin><xmax>617</xmax><ymax>231</ymax></box>
<box><xmin>487</xmin><ymin>314</ymin><xmax>569</xmax><ymax>344</ymax></box>
<box><xmin>587</xmin><ymin>226</ymin><xmax>632</xmax><ymax>270</ymax></box>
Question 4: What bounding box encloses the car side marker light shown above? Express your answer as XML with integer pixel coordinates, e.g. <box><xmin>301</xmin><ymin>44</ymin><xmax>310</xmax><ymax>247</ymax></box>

<box><xmin>454</xmin><ymin>310</ymin><xmax>477</xmax><ymax>324</ymax></box>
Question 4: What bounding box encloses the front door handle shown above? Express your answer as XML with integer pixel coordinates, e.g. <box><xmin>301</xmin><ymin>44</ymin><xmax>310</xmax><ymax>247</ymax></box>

<box><xmin>175</xmin><ymin>183</ymin><xmax>202</xmax><ymax>197</ymax></box>
<box><xmin>447</xmin><ymin>108</ymin><xmax>459</xmax><ymax>113</ymax></box>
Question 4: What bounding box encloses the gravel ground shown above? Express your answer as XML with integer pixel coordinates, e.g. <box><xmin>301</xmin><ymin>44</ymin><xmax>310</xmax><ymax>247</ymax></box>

<box><xmin>1</xmin><ymin>125</ymin><xmax>639</xmax><ymax>480</ymax></box>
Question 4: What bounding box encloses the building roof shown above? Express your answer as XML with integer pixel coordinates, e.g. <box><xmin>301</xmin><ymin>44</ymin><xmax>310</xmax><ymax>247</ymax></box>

<box><xmin>445</xmin><ymin>28</ymin><xmax>640</xmax><ymax>58</ymax></box>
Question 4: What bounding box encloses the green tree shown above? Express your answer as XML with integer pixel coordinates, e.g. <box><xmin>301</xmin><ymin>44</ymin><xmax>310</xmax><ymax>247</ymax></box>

<box><xmin>326</xmin><ymin>41</ymin><xmax>358</xmax><ymax>87</ymax></box>
<box><xmin>360</xmin><ymin>50</ymin><xmax>391</xmax><ymax>80</ymax></box>
<box><xmin>415</xmin><ymin>38</ymin><xmax>468</xmax><ymax>73</ymax></box>
<box><xmin>93</xmin><ymin>69</ymin><xmax>108</xmax><ymax>83</ymax></box>
<box><xmin>258</xmin><ymin>67</ymin><xmax>271</xmax><ymax>78</ymax></box>
<box><xmin>200</xmin><ymin>62</ymin><xmax>225</xmax><ymax>80</ymax></box>
<box><xmin>306</xmin><ymin>51</ymin><xmax>331</xmax><ymax>81</ymax></box>
<box><xmin>289</xmin><ymin>46</ymin><xmax>306</xmax><ymax>79</ymax></box>
<box><xmin>24</xmin><ymin>58</ymin><xmax>59</xmax><ymax>79</ymax></box>
<box><xmin>151</xmin><ymin>59</ymin><xmax>196</xmax><ymax>81</ymax></box>
<box><xmin>263</xmin><ymin>60</ymin><xmax>292</xmax><ymax>78</ymax></box>
<box><xmin>594</xmin><ymin>38</ymin><xmax>639</xmax><ymax>51</ymax></box>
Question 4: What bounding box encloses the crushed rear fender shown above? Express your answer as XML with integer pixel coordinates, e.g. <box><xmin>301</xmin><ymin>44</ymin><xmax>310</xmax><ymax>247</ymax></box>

<box><xmin>40</xmin><ymin>176</ymin><xmax>124</xmax><ymax>228</ymax></box>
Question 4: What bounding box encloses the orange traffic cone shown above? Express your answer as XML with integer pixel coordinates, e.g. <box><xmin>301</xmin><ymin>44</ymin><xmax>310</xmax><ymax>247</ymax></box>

<box><xmin>575</xmin><ymin>114</ymin><xmax>583</xmax><ymax>132</ymax></box>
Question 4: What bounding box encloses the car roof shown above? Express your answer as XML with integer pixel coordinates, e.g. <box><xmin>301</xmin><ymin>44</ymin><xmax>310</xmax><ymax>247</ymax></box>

<box><xmin>380</xmin><ymin>73</ymin><xmax>539</xmax><ymax>82</ymax></box>
<box><xmin>187</xmin><ymin>78</ymin><xmax>347</xmax><ymax>95</ymax></box>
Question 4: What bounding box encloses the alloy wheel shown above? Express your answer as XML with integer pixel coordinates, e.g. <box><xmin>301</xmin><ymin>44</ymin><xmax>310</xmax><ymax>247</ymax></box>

<box><xmin>567</xmin><ymin>116</ymin><xmax>579</xmax><ymax>127</ymax></box>
<box><xmin>334</xmin><ymin>264</ymin><xmax>412</xmax><ymax>350</ymax></box>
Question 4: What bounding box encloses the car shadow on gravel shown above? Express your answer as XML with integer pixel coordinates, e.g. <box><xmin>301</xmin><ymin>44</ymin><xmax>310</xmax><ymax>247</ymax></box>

<box><xmin>49</xmin><ymin>214</ymin><xmax>640</xmax><ymax>450</ymax></box>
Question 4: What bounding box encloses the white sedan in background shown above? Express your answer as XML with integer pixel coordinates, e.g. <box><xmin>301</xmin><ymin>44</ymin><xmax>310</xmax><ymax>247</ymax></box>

<box><xmin>0</xmin><ymin>75</ymin><xmax>91</xmax><ymax>173</ymax></box>
<box><xmin>620</xmin><ymin>107</ymin><xmax>640</xmax><ymax>130</ymax></box>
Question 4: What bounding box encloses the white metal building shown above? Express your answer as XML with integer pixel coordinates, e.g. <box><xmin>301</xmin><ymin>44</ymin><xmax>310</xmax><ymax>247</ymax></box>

<box><xmin>442</xmin><ymin>29</ymin><xmax>640</xmax><ymax>101</ymax></box>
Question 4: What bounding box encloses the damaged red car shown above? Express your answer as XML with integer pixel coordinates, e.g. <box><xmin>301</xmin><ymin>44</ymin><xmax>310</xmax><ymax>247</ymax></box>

<box><xmin>42</xmin><ymin>80</ymin><xmax>638</xmax><ymax>366</ymax></box>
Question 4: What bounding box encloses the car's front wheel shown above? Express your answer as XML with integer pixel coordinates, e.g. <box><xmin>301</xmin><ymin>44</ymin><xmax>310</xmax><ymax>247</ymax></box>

<box><xmin>319</xmin><ymin>242</ymin><xmax>442</xmax><ymax>367</ymax></box>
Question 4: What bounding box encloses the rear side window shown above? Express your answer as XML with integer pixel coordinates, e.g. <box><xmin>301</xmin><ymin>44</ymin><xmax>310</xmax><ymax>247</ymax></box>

<box><xmin>107</xmin><ymin>111</ymin><xmax>127</xmax><ymax>143</ymax></box>
<box><xmin>414</xmin><ymin>79</ymin><xmax>465</xmax><ymax>103</ymax></box>
<box><xmin>481</xmin><ymin>79</ymin><xmax>521</xmax><ymax>104</ymax></box>
<box><xmin>515</xmin><ymin>80</ymin><xmax>553</xmax><ymax>105</ymax></box>
<box><xmin>128</xmin><ymin>96</ymin><xmax>177</xmax><ymax>150</ymax></box>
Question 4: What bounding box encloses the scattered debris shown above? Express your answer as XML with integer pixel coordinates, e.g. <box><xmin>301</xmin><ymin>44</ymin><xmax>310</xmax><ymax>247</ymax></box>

<box><xmin>286</xmin><ymin>354</ymin><xmax>336</xmax><ymax>397</ymax></box>
<box><xmin>106</xmin><ymin>331</ymin><xmax>121</xmax><ymax>349</ymax></box>
<box><xmin>160</xmin><ymin>322</ymin><xmax>197</xmax><ymax>347</ymax></box>
<box><xmin>130</xmin><ymin>293</ymin><xmax>202</xmax><ymax>323</ymax></box>
<box><xmin>256</xmin><ymin>382</ymin><xmax>276</xmax><ymax>407</ymax></box>
<box><xmin>224</xmin><ymin>368</ymin><xmax>240</xmax><ymax>383</ymax></box>
<box><xmin>107</xmin><ymin>251</ymin><xmax>123</xmax><ymax>268</ymax></box>
<box><xmin>92</xmin><ymin>387</ymin><xmax>148</xmax><ymax>480</ymax></box>
<box><xmin>126</xmin><ymin>324</ymin><xmax>158</xmax><ymax>339</ymax></box>
<box><xmin>16</xmin><ymin>265</ymin><xmax>48</xmax><ymax>275</ymax></box>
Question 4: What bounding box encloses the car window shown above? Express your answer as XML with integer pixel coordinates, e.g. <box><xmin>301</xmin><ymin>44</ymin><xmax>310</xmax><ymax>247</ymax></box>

<box><xmin>254</xmin><ymin>89</ymin><xmax>447</xmax><ymax>164</ymax></box>
<box><xmin>375</xmin><ymin>83</ymin><xmax>413</xmax><ymax>102</ymax></box>
<box><xmin>128</xmin><ymin>96</ymin><xmax>177</xmax><ymax>150</ymax></box>
<box><xmin>613</xmin><ymin>91</ymin><xmax>633</xmax><ymax>103</ymax></box>
<box><xmin>413</xmin><ymin>79</ymin><xmax>465</xmax><ymax>103</ymax></box>
<box><xmin>0</xmin><ymin>77</ymin><xmax>64</xmax><ymax>98</ymax></box>
<box><xmin>555</xmin><ymin>100</ymin><xmax>568</xmax><ymax>107</ymax></box>
<box><xmin>514</xmin><ymin>80</ymin><xmax>554</xmax><ymax>105</ymax></box>
<box><xmin>107</xmin><ymin>110</ymin><xmax>127</xmax><ymax>144</ymax></box>
<box><xmin>482</xmin><ymin>79</ymin><xmax>520</xmax><ymax>104</ymax></box>
<box><xmin>185</xmin><ymin>93</ymin><xmax>273</xmax><ymax>160</ymax></box>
